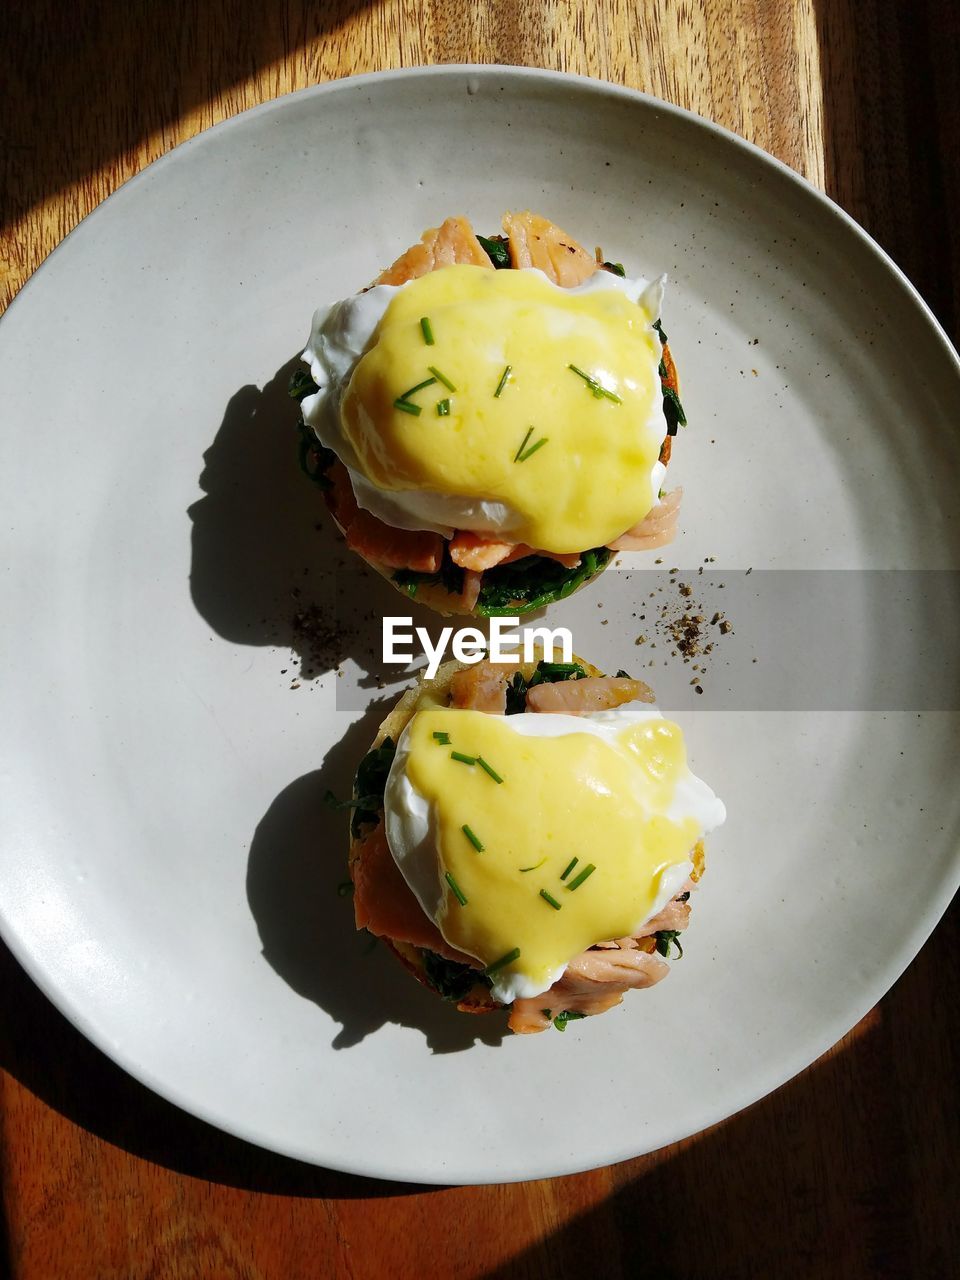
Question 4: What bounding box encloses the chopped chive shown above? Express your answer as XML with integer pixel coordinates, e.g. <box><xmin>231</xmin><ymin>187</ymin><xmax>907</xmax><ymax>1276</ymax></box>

<box><xmin>539</xmin><ymin>889</ymin><xmax>562</xmax><ymax>911</ymax></box>
<box><xmin>484</xmin><ymin>947</ymin><xmax>520</xmax><ymax>975</ymax></box>
<box><xmin>436</xmin><ymin>398</ymin><xmax>451</xmax><ymax>417</ymax></box>
<box><xmin>568</xmin><ymin>363</ymin><xmax>597</xmax><ymax>387</ymax></box>
<box><xmin>477</xmin><ymin>756</ymin><xmax>503</xmax><ymax>784</ymax></box>
<box><xmin>451</xmin><ymin>751</ymin><xmax>477</xmax><ymax>766</ymax></box>
<box><xmin>398</xmin><ymin>376</ymin><xmax>437</xmax><ymax>401</ymax></box>
<box><xmin>494</xmin><ymin>364</ymin><xmax>512</xmax><ymax>398</ymax></box>
<box><xmin>445</xmin><ymin>871</ymin><xmax>468</xmax><ymax>906</ymax></box>
<box><xmin>516</xmin><ymin>436</ymin><xmax>549</xmax><ymax>463</ymax></box>
<box><xmin>432</xmin><ymin>731</ymin><xmax>451</xmax><ymax>744</ymax></box>
<box><xmin>513</xmin><ymin>426</ymin><xmax>534</xmax><ymax>462</ymax></box>
<box><xmin>560</xmin><ymin>856</ymin><xmax>579</xmax><ymax>881</ymax></box>
<box><xmin>462</xmin><ymin>824</ymin><xmax>484</xmax><ymax>852</ymax></box>
<box><xmin>567</xmin><ymin>363</ymin><xmax>622</xmax><ymax>404</ymax></box>
<box><xmin>428</xmin><ymin>366</ymin><xmax>456</xmax><ymax>392</ymax></box>
<box><xmin>393</xmin><ymin>398</ymin><xmax>422</xmax><ymax>416</ymax></box>
<box><xmin>420</xmin><ymin>316</ymin><xmax>435</xmax><ymax>345</ymax></box>
<box><xmin>566</xmin><ymin>863</ymin><xmax>596</xmax><ymax>891</ymax></box>
<box><xmin>519</xmin><ymin>858</ymin><xmax>547</xmax><ymax>873</ymax></box>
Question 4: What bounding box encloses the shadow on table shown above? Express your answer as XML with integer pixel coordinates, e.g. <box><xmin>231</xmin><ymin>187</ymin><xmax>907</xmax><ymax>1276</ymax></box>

<box><xmin>477</xmin><ymin>899</ymin><xmax>960</xmax><ymax>1280</ymax></box>
<box><xmin>0</xmin><ymin>937</ymin><xmax>428</xmax><ymax>1198</ymax></box>
<box><xmin>2</xmin><ymin>894</ymin><xmax>956</xmax><ymax>1253</ymax></box>
<box><xmin>1</xmin><ymin>0</ymin><xmax>377</xmax><ymax>247</ymax></box>
<box><xmin>813</xmin><ymin>0</ymin><xmax>959</xmax><ymax>342</ymax></box>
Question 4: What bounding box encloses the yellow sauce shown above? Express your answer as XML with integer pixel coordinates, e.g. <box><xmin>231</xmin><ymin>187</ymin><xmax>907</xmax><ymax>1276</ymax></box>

<box><xmin>340</xmin><ymin>265</ymin><xmax>662</xmax><ymax>553</ymax></box>
<box><xmin>404</xmin><ymin>706</ymin><xmax>699</xmax><ymax>988</ymax></box>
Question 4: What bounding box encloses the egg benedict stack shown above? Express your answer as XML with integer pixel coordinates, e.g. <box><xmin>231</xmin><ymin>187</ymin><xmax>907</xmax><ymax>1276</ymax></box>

<box><xmin>338</xmin><ymin>654</ymin><xmax>725</xmax><ymax>1033</ymax></box>
<box><xmin>292</xmin><ymin>212</ymin><xmax>687</xmax><ymax>615</ymax></box>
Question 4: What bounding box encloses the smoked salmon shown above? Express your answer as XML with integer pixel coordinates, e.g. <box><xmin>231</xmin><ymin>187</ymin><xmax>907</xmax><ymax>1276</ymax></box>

<box><xmin>347</xmin><ymin>657</ymin><xmax>707</xmax><ymax>1034</ymax></box>
<box><xmin>449</xmin><ymin>662</ymin><xmax>508</xmax><ymax>714</ymax></box>
<box><xmin>351</xmin><ymin>819</ymin><xmax>479</xmax><ymax>967</ymax></box>
<box><xmin>525</xmin><ymin>675</ymin><xmax>655</xmax><ymax>715</ymax></box>
<box><xmin>509</xmin><ymin>941</ymin><xmax>670</xmax><ymax>1034</ymax></box>
<box><xmin>325</xmin><ymin>461</ymin><xmax>444</xmax><ymax>573</ymax></box>
<box><xmin>374</xmin><ymin>215</ymin><xmax>492</xmax><ymax>285</ymax></box>
<box><xmin>503</xmin><ymin>210</ymin><xmax>599</xmax><ymax>287</ymax></box>
<box><xmin>448</xmin><ymin>530</ymin><xmax>582</xmax><ymax>572</ymax></box>
<box><xmin>607</xmin><ymin>487</ymin><xmax>683</xmax><ymax>552</ymax></box>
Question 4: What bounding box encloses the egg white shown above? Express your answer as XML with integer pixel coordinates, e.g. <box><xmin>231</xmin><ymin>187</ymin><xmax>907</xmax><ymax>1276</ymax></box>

<box><xmin>383</xmin><ymin>702</ymin><xmax>726</xmax><ymax>1004</ymax></box>
<box><xmin>300</xmin><ymin>269</ymin><xmax>670</xmax><ymax>541</ymax></box>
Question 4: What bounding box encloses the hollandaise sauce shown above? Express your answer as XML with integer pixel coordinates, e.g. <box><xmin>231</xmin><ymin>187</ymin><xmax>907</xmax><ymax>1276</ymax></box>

<box><xmin>401</xmin><ymin>705</ymin><xmax>703</xmax><ymax>996</ymax></box>
<box><xmin>339</xmin><ymin>265</ymin><xmax>664</xmax><ymax>553</ymax></box>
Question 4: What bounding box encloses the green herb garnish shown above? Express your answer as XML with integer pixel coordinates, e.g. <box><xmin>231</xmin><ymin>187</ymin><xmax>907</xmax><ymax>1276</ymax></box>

<box><xmin>420</xmin><ymin>316</ymin><xmax>435</xmax><ymax>345</ymax></box>
<box><xmin>288</xmin><ymin>369</ymin><xmax>320</xmax><ymax>401</ymax></box>
<box><xmin>655</xmin><ymin>930</ymin><xmax>684</xmax><ymax>959</ymax></box>
<box><xmin>475</xmin><ymin>548</ymin><xmax>610</xmax><ymax>617</ymax></box>
<box><xmin>436</xmin><ymin>398</ymin><xmax>451</xmax><ymax>417</ymax></box>
<box><xmin>324</xmin><ymin>789</ymin><xmax>382</xmax><ymax>814</ymax></box>
<box><xmin>393</xmin><ymin>398</ymin><xmax>422</xmax><ymax>416</ymax></box>
<box><xmin>519</xmin><ymin>858</ymin><xmax>547</xmax><ymax>873</ymax></box>
<box><xmin>325</xmin><ymin>738</ymin><xmax>397</xmax><ymax>838</ymax></box>
<box><xmin>552</xmin><ymin>1010</ymin><xmax>587</xmax><ymax>1031</ymax></box>
<box><xmin>398</xmin><ymin>376</ymin><xmax>437</xmax><ymax>401</ymax></box>
<box><xmin>484</xmin><ymin>947</ymin><xmax>521</xmax><ymax>975</ymax></box>
<box><xmin>513</xmin><ymin>426</ymin><xmax>533</xmax><ymax>461</ymax></box>
<box><xmin>494</xmin><ymin>364</ymin><xmax>512</xmax><ymax>398</ymax></box>
<box><xmin>566</xmin><ymin>863</ymin><xmax>596</xmax><ymax>891</ymax></box>
<box><xmin>394</xmin><ymin>546</ymin><xmax>610</xmax><ymax>618</ymax></box>
<box><xmin>477</xmin><ymin>756</ymin><xmax>503</xmax><ymax>784</ymax></box>
<box><xmin>451</xmin><ymin>751</ymin><xmax>477</xmax><ymax>766</ymax></box>
<box><xmin>445</xmin><ymin>872</ymin><xmax>468</xmax><ymax>906</ymax></box>
<box><xmin>601</xmin><ymin>261</ymin><xmax>626</xmax><ymax>277</ymax></box>
<box><xmin>477</xmin><ymin>235</ymin><xmax>512</xmax><ymax>269</ymax></box>
<box><xmin>662</xmin><ymin>385</ymin><xmax>687</xmax><ymax>436</ymax></box>
<box><xmin>432</xmin><ymin>731</ymin><xmax>451</xmax><ymax>744</ymax></box>
<box><xmin>428</xmin><ymin>366</ymin><xmax>456</xmax><ymax>392</ymax></box>
<box><xmin>462</xmin><ymin>824</ymin><xmax>485</xmax><ymax>852</ymax></box>
<box><xmin>422</xmin><ymin>949</ymin><xmax>489</xmax><ymax>1001</ymax></box>
<box><xmin>567</xmin><ymin>363</ymin><xmax>622</xmax><ymax>404</ymax></box>
<box><xmin>539</xmin><ymin>889</ymin><xmax>562</xmax><ymax>911</ymax></box>
<box><xmin>393</xmin><ymin>550</ymin><xmax>465</xmax><ymax>601</ymax></box>
<box><xmin>560</xmin><ymin>856</ymin><xmax>579</xmax><ymax>881</ymax></box>
<box><xmin>515</xmin><ymin>435</ymin><xmax>548</xmax><ymax>463</ymax></box>
<box><xmin>505</xmin><ymin>660</ymin><xmax>589</xmax><ymax>714</ymax></box>
<box><xmin>296</xmin><ymin>419</ymin><xmax>336</xmax><ymax>489</ymax></box>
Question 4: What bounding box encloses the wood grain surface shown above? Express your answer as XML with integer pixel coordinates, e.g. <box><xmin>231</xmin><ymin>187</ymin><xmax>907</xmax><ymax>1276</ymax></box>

<box><xmin>2</xmin><ymin>2</ymin><xmax>958</xmax><ymax>1277</ymax></box>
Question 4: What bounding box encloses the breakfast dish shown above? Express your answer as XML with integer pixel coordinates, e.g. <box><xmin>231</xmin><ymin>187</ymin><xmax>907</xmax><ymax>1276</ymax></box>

<box><xmin>292</xmin><ymin>212</ymin><xmax>687</xmax><ymax>615</ymax></box>
<box><xmin>336</xmin><ymin>653</ymin><xmax>725</xmax><ymax>1033</ymax></box>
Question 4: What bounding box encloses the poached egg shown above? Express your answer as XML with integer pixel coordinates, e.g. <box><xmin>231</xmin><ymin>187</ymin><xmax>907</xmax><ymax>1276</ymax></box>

<box><xmin>384</xmin><ymin>700</ymin><xmax>725</xmax><ymax>1004</ymax></box>
<box><xmin>301</xmin><ymin>264</ymin><xmax>668</xmax><ymax>552</ymax></box>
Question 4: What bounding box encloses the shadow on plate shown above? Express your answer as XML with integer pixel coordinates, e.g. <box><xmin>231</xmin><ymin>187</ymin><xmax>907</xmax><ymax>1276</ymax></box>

<box><xmin>187</xmin><ymin>355</ymin><xmax>458</xmax><ymax>692</ymax></box>
<box><xmin>245</xmin><ymin>697</ymin><xmax>507</xmax><ymax>1054</ymax></box>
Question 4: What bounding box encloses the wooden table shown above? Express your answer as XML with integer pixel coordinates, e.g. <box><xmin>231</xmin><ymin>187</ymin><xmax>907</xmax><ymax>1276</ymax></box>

<box><xmin>2</xmin><ymin>3</ymin><xmax>958</xmax><ymax>1276</ymax></box>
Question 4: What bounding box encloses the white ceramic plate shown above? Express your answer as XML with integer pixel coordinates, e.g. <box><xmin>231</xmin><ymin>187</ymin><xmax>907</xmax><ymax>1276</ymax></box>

<box><xmin>2</xmin><ymin>66</ymin><xmax>960</xmax><ymax>1185</ymax></box>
